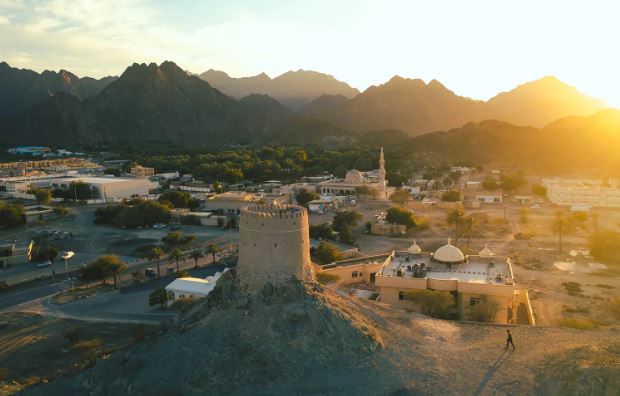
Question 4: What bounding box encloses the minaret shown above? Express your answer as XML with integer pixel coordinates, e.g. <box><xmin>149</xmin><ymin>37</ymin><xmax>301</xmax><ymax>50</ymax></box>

<box><xmin>379</xmin><ymin>147</ymin><xmax>387</xmax><ymax>198</ymax></box>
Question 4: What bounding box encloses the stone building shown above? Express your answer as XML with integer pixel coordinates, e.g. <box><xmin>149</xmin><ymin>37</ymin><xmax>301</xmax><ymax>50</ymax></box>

<box><xmin>237</xmin><ymin>203</ymin><xmax>312</xmax><ymax>293</ymax></box>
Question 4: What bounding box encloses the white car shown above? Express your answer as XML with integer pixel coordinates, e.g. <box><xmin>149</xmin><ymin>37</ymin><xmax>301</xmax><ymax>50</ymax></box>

<box><xmin>153</xmin><ymin>223</ymin><xmax>167</xmax><ymax>229</ymax></box>
<box><xmin>61</xmin><ymin>251</ymin><xmax>75</xmax><ymax>260</ymax></box>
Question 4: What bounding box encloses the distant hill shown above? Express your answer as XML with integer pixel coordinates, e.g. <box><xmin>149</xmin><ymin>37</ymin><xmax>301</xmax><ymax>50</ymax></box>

<box><xmin>313</xmin><ymin>75</ymin><xmax>606</xmax><ymax>136</ymax></box>
<box><xmin>2</xmin><ymin>62</ymin><xmax>365</xmax><ymax>148</ymax></box>
<box><xmin>0</xmin><ymin>62</ymin><xmax>117</xmax><ymax>116</ymax></box>
<box><xmin>2</xmin><ymin>62</ymin><xmax>295</xmax><ymax>146</ymax></box>
<box><xmin>199</xmin><ymin>69</ymin><xmax>359</xmax><ymax>110</ymax></box>
<box><xmin>299</xmin><ymin>94</ymin><xmax>349</xmax><ymax>115</ymax></box>
<box><xmin>397</xmin><ymin>109</ymin><xmax>620</xmax><ymax>175</ymax></box>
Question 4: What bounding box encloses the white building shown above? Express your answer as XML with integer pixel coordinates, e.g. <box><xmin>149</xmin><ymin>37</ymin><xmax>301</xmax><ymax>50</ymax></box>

<box><xmin>50</xmin><ymin>176</ymin><xmax>149</xmax><ymax>200</ymax></box>
<box><xmin>544</xmin><ymin>178</ymin><xmax>620</xmax><ymax>208</ymax></box>
<box><xmin>165</xmin><ymin>271</ymin><xmax>227</xmax><ymax>305</ymax></box>
<box><xmin>475</xmin><ymin>191</ymin><xmax>503</xmax><ymax>204</ymax></box>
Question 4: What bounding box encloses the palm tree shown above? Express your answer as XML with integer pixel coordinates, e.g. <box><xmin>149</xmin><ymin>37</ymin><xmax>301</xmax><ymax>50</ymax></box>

<box><xmin>169</xmin><ymin>248</ymin><xmax>184</xmax><ymax>272</ymax></box>
<box><xmin>149</xmin><ymin>247</ymin><xmax>164</xmax><ymax>278</ymax></box>
<box><xmin>206</xmin><ymin>243</ymin><xmax>222</xmax><ymax>265</ymax></box>
<box><xmin>446</xmin><ymin>209</ymin><xmax>465</xmax><ymax>245</ymax></box>
<box><xmin>551</xmin><ymin>211</ymin><xmax>568</xmax><ymax>253</ymax></box>
<box><xmin>93</xmin><ymin>255</ymin><xmax>126</xmax><ymax>289</ymax></box>
<box><xmin>189</xmin><ymin>248</ymin><xmax>204</xmax><ymax>269</ymax></box>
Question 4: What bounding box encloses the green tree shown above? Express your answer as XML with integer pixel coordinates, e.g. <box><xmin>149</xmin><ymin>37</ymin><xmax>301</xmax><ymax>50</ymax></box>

<box><xmin>354</xmin><ymin>185</ymin><xmax>378</xmax><ymax>200</ymax></box>
<box><xmin>467</xmin><ymin>300</ymin><xmax>500</xmax><ymax>323</ymax></box>
<box><xmin>589</xmin><ymin>230</ymin><xmax>620</xmax><ymax>264</ymax></box>
<box><xmin>447</xmin><ymin>209</ymin><xmax>465</xmax><ymax>244</ymax></box>
<box><xmin>149</xmin><ymin>247</ymin><xmax>164</xmax><ymax>277</ymax></box>
<box><xmin>499</xmin><ymin>172</ymin><xmax>526</xmax><ymax>193</ymax></box>
<box><xmin>386</xmin><ymin>206</ymin><xmax>417</xmax><ymax>229</ymax></box>
<box><xmin>0</xmin><ymin>202</ymin><xmax>25</xmax><ymax>229</ymax></box>
<box><xmin>189</xmin><ymin>248</ymin><xmax>204</xmax><ymax>269</ymax></box>
<box><xmin>296</xmin><ymin>188</ymin><xmax>318</xmax><ymax>208</ymax></box>
<box><xmin>80</xmin><ymin>255</ymin><xmax>125</xmax><ymax>287</ymax></box>
<box><xmin>404</xmin><ymin>290</ymin><xmax>453</xmax><ymax>318</ymax></box>
<box><xmin>531</xmin><ymin>184</ymin><xmax>547</xmax><ymax>197</ymax></box>
<box><xmin>312</xmin><ymin>242</ymin><xmax>343</xmax><ymax>264</ymax></box>
<box><xmin>32</xmin><ymin>189</ymin><xmax>52</xmax><ymax>205</ymax></box>
<box><xmin>149</xmin><ymin>287</ymin><xmax>168</xmax><ymax>308</ymax></box>
<box><xmin>158</xmin><ymin>191</ymin><xmax>199</xmax><ymax>209</ymax></box>
<box><xmin>389</xmin><ymin>189</ymin><xmax>410</xmax><ymax>206</ymax></box>
<box><xmin>162</xmin><ymin>231</ymin><xmax>195</xmax><ymax>249</ymax></box>
<box><xmin>169</xmin><ymin>248</ymin><xmax>184</xmax><ymax>272</ymax></box>
<box><xmin>338</xmin><ymin>227</ymin><xmax>355</xmax><ymax>245</ymax></box>
<box><xmin>332</xmin><ymin>209</ymin><xmax>362</xmax><ymax>232</ymax></box>
<box><xmin>205</xmin><ymin>243</ymin><xmax>222</xmax><ymax>264</ymax></box>
<box><xmin>551</xmin><ymin>211</ymin><xmax>569</xmax><ymax>253</ymax></box>
<box><xmin>309</xmin><ymin>223</ymin><xmax>335</xmax><ymax>240</ymax></box>
<box><xmin>482</xmin><ymin>176</ymin><xmax>499</xmax><ymax>191</ymax></box>
<box><xmin>441</xmin><ymin>190</ymin><xmax>461</xmax><ymax>202</ymax></box>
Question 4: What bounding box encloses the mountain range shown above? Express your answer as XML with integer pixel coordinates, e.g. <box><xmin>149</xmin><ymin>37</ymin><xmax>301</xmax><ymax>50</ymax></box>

<box><xmin>199</xmin><ymin>69</ymin><xmax>359</xmax><ymax>110</ymax></box>
<box><xmin>310</xmin><ymin>75</ymin><xmax>606</xmax><ymax>136</ymax></box>
<box><xmin>0</xmin><ymin>61</ymin><xmax>116</xmax><ymax>116</ymax></box>
<box><xmin>0</xmin><ymin>60</ymin><xmax>616</xmax><ymax>173</ymax></box>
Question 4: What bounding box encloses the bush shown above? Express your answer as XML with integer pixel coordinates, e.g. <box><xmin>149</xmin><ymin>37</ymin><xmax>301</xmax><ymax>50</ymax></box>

<box><xmin>71</xmin><ymin>338</ymin><xmax>103</xmax><ymax>353</ymax></box>
<box><xmin>605</xmin><ymin>297</ymin><xmax>620</xmax><ymax>320</ymax></box>
<box><xmin>557</xmin><ymin>318</ymin><xmax>599</xmax><ymax>330</ymax></box>
<box><xmin>175</xmin><ymin>270</ymin><xmax>189</xmax><ymax>278</ymax></box>
<box><xmin>389</xmin><ymin>189</ymin><xmax>410</xmax><ymax>206</ymax></box>
<box><xmin>596</xmin><ymin>284</ymin><xmax>614</xmax><ymax>289</ymax></box>
<box><xmin>562</xmin><ymin>282</ymin><xmax>583</xmax><ymax>296</ymax></box>
<box><xmin>149</xmin><ymin>287</ymin><xmax>168</xmax><ymax>308</ymax></box>
<box><xmin>296</xmin><ymin>188</ymin><xmax>318</xmax><ymax>207</ymax></box>
<box><xmin>312</xmin><ymin>242</ymin><xmax>342</xmax><ymax>264</ymax></box>
<box><xmin>95</xmin><ymin>201</ymin><xmax>170</xmax><ymax>228</ymax></box>
<box><xmin>441</xmin><ymin>190</ymin><xmax>461</xmax><ymax>202</ymax></box>
<box><xmin>386</xmin><ymin>206</ymin><xmax>417</xmax><ymax>229</ymax></box>
<box><xmin>309</xmin><ymin>223</ymin><xmax>335</xmax><ymax>240</ymax></box>
<box><xmin>404</xmin><ymin>290</ymin><xmax>453</xmax><ymax>319</ymax></box>
<box><xmin>589</xmin><ymin>230</ymin><xmax>620</xmax><ymax>264</ymax></box>
<box><xmin>467</xmin><ymin>300</ymin><xmax>500</xmax><ymax>322</ymax></box>
<box><xmin>158</xmin><ymin>191</ymin><xmax>199</xmax><ymax>210</ymax></box>
<box><xmin>316</xmin><ymin>272</ymin><xmax>340</xmax><ymax>285</ymax></box>
<box><xmin>0</xmin><ymin>201</ymin><xmax>25</xmax><ymax>229</ymax></box>
<box><xmin>332</xmin><ymin>209</ymin><xmax>362</xmax><ymax>232</ymax></box>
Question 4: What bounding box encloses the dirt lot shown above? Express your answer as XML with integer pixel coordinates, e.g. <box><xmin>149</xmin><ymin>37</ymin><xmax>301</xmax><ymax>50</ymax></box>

<box><xmin>0</xmin><ymin>312</ymin><xmax>157</xmax><ymax>394</ymax></box>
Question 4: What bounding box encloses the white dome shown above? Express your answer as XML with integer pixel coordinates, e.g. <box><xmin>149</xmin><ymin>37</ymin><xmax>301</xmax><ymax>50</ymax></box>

<box><xmin>479</xmin><ymin>244</ymin><xmax>494</xmax><ymax>258</ymax></box>
<box><xmin>433</xmin><ymin>242</ymin><xmax>465</xmax><ymax>263</ymax></box>
<box><xmin>408</xmin><ymin>240</ymin><xmax>422</xmax><ymax>254</ymax></box>
<box><xmin>345</xmin><ymin>169</ymin><xmax>363</xmax><ymax>184</ymax></box>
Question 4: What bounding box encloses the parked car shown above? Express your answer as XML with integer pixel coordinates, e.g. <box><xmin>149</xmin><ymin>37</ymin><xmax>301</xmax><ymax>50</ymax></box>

<box><xmin>36</xmin><ymin>260</ymin><xmax>52</xmax><ymax>268</ymax></box>
<box><xmin>144</xmin><ymin>268</ymin><xmax>157</xmax><ymax>278</ymax></box>
<box><xmin>61</xmin><ymin>251</ymin><xmax>75</xmax><ymax>260</ymax></box>
<box><xmin>170</xmin><ymin>225</ymin><xmax>181</xmax><ymax>231</ymax></box>
<box><xmin>0</xmin><ymin>321</ymin><xmax>10</xmax><ymax>329</ymax></box>
<box><xmin>153</xmin><ymin>223</ymin><xmax>167</xmax><ymax>229</ymax></box>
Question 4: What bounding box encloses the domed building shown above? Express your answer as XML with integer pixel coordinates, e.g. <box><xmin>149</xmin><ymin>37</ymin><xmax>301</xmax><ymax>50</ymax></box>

<box><xmin>319</xmin><ymin>148</ymin><xmax>389</xmax><ymax>199</ymax></box>
<box><xmin>315</xmin><ymin>239</ymin><xmax>535</xmax><ymax>325</ymax></box>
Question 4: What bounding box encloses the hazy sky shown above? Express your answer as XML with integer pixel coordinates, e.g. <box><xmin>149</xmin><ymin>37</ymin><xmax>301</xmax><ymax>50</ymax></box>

<box><xmin>1</xmin><ymin>0</ymin><xmax>619</xmax><ymax>106</ymax></box>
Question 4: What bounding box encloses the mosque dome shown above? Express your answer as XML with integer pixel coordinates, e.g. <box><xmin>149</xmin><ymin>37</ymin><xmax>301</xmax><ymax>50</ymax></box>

<box><xmin>479</xmin><ymin>244</ymin><xmax>494</xmax><ymax>258</ymax></box>
<box><xmin>345</xmin><ymin>169</ymin><xmax>364</xmax><ymax>184</ymax></box>
<box><xmin>432</xmin><ymin>241</ymin><xmax>466</xmax><ymax>264</ymax></box>
<box><xmin>408</xmin><ymin>240</ymin><xmax>422</xmax><ymax>254</ymax></box>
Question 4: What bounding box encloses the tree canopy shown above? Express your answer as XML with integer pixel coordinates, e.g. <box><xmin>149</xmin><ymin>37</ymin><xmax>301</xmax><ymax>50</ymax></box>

<box><xmin>312</xmin><ymin>242</ymin><xmax>343</xmax><ymax>264</ymax></box>
<box><xmin>389</xmin><ymin>189</ymin><xmax>410</xmax><ymax>206</ymax></box>
<box><xmin>441</xmin><ymin>190</ymin><xmax>461</xmax><ymax>202</ymax></box>
<box><xmin>296</xmin><ymin>188</ymin><xmax>318</xmax><ymax>208</ymax></box>
<box><xmin>386</xmin><ymin>206</ymin><xmax>417</xmax><ymax>229</ymax></box>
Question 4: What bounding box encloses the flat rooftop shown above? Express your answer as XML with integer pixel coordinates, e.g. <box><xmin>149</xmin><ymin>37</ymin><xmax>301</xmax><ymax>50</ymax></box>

<box><xmin>379</xmin><ymin>251</ymin><xmax>513</xmax><ymax>285</ymax></box>
<box><xmin>55</xmin><ymin>177</ymin><xmax>139</xmax><ymax>184</ymax></box>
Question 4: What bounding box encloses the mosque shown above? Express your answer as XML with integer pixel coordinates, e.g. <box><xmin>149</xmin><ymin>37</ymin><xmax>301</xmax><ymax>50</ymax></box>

<box><xmin>316</xmin><ymin>240</ymin><xmax>535</xmax><ymax>325</ymax></box>
<box><xmin>318</xmin><ymin>148</ymin><xmax>389</xmax><ymax>199</ymax></box>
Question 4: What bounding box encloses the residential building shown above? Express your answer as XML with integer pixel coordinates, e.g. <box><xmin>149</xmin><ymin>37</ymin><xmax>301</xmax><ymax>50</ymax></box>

<box><xmin>130</xmin><ymin>165</ymin><xmax>155</xmax><ymax>178</ymax></box>
<box><xmin>165</xmin><ymin>270</ymin><xmax>227</xmax><ymax>305</ymax></box>
<box><xmin>543</xmin><ymin>178</ymin><xmax>620</xmax><ymax>208</ymax></box>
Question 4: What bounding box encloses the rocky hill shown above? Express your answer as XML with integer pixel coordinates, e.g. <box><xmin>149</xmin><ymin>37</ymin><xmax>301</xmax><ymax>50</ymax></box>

<box><xmin>0</xmin><ymin>61</ymin><xmax>116</xmax><ymax>116</ymax></box>
<box><xmin>199</xmin><ymin>69</ymin><xmax>359</xmax><ymax>110</ymax></box>
<box><xmin>21</xmin><ymin>271</ymin><xmax>620</xmax><ymax>395</ymax></box>
<box><xmin>313</xmin><ymin>75</ymin><xmax>606</xmax><ymax>136</ymax></box>
<box><xmin>2</xmin><ymin>62</ymin><xmax>295</xmax><ymax>146</ymax></box>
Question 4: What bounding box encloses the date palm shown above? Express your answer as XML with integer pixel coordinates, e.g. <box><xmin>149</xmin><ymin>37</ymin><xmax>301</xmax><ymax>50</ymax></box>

<box><xmin>206</xmin><ymin>243</ymin><xmax>222</xmax><ymax>265</ymax></box>
<box><xmin>169</xmin><ymin>248</ymin><xmax>184</xmax><ymax>273</ymax></box>
<box><xmin>149</xmin><ymin>247</ymin><xmax>164</xmax><ymax>278</ymax></box>
<box><xmin>189</xmin><ymin>248</ymin><xmax>204</xmax><ymax>269</ymax></box>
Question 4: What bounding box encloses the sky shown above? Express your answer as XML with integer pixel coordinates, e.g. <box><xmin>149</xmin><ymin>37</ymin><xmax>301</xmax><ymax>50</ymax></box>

<box><xmin>1</xmin><ymin>0</ymin><xmax>619</xmax><ymax>106</ymax></box>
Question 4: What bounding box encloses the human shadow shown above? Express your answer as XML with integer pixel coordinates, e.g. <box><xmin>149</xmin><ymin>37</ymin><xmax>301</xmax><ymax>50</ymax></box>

<box><xmin>472</xmin><ymin>349</ymin><xmax>513</xmax><ymax>396</ymax></box>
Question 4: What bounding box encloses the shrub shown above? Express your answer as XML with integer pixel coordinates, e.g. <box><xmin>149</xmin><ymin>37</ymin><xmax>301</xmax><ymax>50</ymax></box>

<box><xmin>316</xmin><ymin>272</ymin><xmax>340</xmax><ymax>285</ymax></box>
<box><xmin>467</xmin><ymin>300</ymin><xmax>500</xmax><ymax>322</ymax></box>
<box><xmin>312</xmin><ymin>242</ymin><xmax>342</xmax><ymax>264</ymax></box>
<box><xmin>441</xmin><ymin>190</ymin><xmax>461</xmax><ymax>202</ymax></box>
<box><xmin>404</xmin><ymin>290</ymin><xmax>453</xmax><ymax>319</ymax></box>
<box><xmin>71</xmin><ymin>338</ymin><xmax>103</xmax><ymax>353</ymax></box>
<box><xmin>175</xmin><ymin>270</ymin><xmax>189</xmax><ymax>278</ymax></box>
<box><xmin>605</xmin><ymin>298</ymin><xmax>620</xmax><ymax>320</ymax></box>
<box><xmin>296</xmin><ymin>188</ymin><xmax>318</xmax><ymax>207</ymax></box>
<box><xmin>557</xmin><ymin>318</ymin><xmax>598</xmax><ymax>330</ymax></box>
<box><xmin>562</xmin><ymin>282</ymin><xmax>583</xmax><ymax>296</ymax></box>
<box><xmin>596</xmin><ymin>284</ymin><xmax>614</xmax><ymax>289</ymax></box>
<box><xmin>309</xmin><ymin>223</ymin><xmax>335</xmax><ymax>240</ymax></box>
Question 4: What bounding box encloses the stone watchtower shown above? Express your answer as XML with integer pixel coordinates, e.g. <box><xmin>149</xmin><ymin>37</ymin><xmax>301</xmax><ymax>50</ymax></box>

<box><xmin>237</xmin><ymin>203</ymin><xmax>311</xmax><ymax>293</ymax></box>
